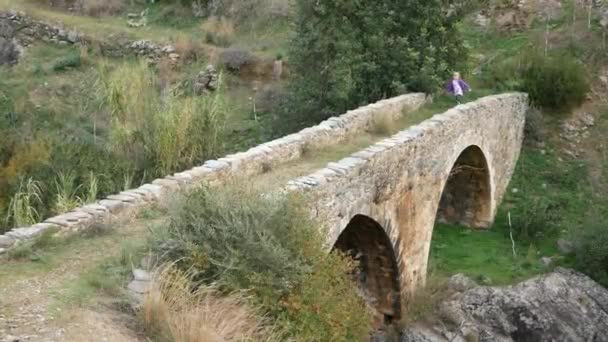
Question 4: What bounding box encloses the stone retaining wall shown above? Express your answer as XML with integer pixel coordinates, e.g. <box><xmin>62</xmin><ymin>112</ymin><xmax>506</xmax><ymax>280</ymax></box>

<box><xmin>0</xmin><ymin>93</ymin><xmax>427</xmax><ymax>254</ymax></box>
<box><xmin>0</xmin><ymin>10</ymin><xmax>179</xmax><ymax>61</ymax></box>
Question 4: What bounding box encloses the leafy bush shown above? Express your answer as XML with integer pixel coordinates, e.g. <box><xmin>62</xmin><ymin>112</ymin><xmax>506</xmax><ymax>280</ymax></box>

<box><xmin>51</xmin><ymin>54</ymin><xmax>82</xmax><ymax>72</ymax></box>
<box><xmin>150</xmin><ymin>185</ymin><xmax>372</xmax><ymax>340</ymax></box>
<box><xmin>219</xmin><ymin>48</ymin><xmax>255</xmax><ymax>72</ymax></box>
<box><xmin>573</xmin><ymin>221</ymin><xmax>608</xmax><ymax>287</ymax></box>
<box><xmin>510</xmin><ymin>198</ymin><xmax>559</xmax><ymax>242</ymax></box>
<box><xmin>201</xmin><ymin>16</ymin><xmax>235</xmax><ymax>47</ymax></box>
<box><xmin>522</xmin><ymin>52</ymin><xmax>589</xmax><ymax>112</ymax></box>
<box><xmin>283</xmin><ymin>0</ymin><xmax>468</xmax><ymax>128</ymax></box>
<box><xmin>524</xmin><ymin>107</ymin><xmax>544</xmax><ymax>144</ymax></box>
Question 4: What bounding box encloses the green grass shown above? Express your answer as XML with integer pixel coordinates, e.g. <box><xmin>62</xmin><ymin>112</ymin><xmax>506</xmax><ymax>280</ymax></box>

<box><xmin>429</xmin><ymin>142</ymin><xmax>592</xmax><ymax>285</ymax></box>
<box><xmin>57</xmin><ymin>238</ymin><xmax>145</xmax><ymax>306</ymax></box>
<box><xmin>430</xmin><ymin>223</ymin><xmax>545</xmax><ymax>285</ymax></box>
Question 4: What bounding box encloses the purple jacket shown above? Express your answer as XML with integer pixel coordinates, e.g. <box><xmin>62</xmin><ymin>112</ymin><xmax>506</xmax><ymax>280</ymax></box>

<box><xmin>445</xmin><ymin>79</ymin><xmax>470</xmax><ymax>94</ymax></box>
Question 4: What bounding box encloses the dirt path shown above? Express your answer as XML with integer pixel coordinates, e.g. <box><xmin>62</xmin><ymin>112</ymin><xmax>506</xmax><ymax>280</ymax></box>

<box><xmin>0</xmin><ymin>217</ymin><xmax>155</xmax><ymax>342</ymax></box>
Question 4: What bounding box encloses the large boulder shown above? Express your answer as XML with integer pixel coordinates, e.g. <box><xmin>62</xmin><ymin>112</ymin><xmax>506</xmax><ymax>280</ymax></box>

<box><xmin>402</xmin><ymin>268</ymin><xmax>608</xmax><ymax>341</ymax></box>
<box><xmin>0</xmin><ymin>18</ymin><xmax>19</xmax><ymax>65</ymax></box>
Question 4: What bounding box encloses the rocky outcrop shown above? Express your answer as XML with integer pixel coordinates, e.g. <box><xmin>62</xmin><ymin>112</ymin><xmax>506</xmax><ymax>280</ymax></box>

<box><xmin>193</xmin><ymin>64</ymin><xmax>219</xmax><ymax>95</ymax></box>
<box><xmin>402</xmin><ymin>269</ymin><xmax>608</xmax><ymax>342</ymax></box>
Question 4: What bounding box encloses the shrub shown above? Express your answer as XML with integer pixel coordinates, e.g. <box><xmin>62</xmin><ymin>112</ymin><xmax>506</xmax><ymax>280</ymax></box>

<box><xmin>173</xmin><ymin>35</ymin><xmax>204</xmax><ymax>62</ymax></box>
<box><xmin>219</xmin><ymin>48</ymin><xmax>255</xmax><ymax>72</ymax></box>
<box><xmin>510</xmin><ymin>197</ymin><xmax>559</xmax><ymax>242</ymax></box>
<box><xmin>0</xmin><ymin>37</ymin><xmax>19</xmax><ymax>66</ymax></box>
<box><xmin>149</xmin><ymin>185</ymin><xmax>372</xmax><ymax>340</ymax></box>
<box><xmin>51</xmin><ymin>54</ymin><xmax>81</xmax><ymax>72</ymax></box>
<box><xmin>142</xmin><ymin>264</ymin><xmax>278</xmax><ymax>341</ymax></box>
<box><xmin>151</xmin><ymin>186</ymin><xmax>323</xmax><ymax>306</ymax></box>
<box><xmin>522</xmin><ymin>52</ymin><xmax>589</xmax><ymax>112</ymax></box>
<box><xmin>278</xmin><ymin>252</ymin><xmax>372</xmax><ymax>341</ymax></box>
<box><xmin>53</xmin><ymin>171</ymin><xmax>83</xmax><ymax>214</ymax></box>
<box><xmin>5</xmin><ymin>178</ymin><xmax>43</xmax><ymax>229</ymax></box>
<box><xmin>524</xmin><ymin>107</ymin><xmax>544</xmax><ymax>144</ymax></box>
<box><xmin>201</xmin><ymin>16</ymin><xmax>235</xmax><ymax>47</ymax></box>
<box><xmin>573</xmin><ymin>221</ymin><xmax>608</xmax><ymax>287</ymax></box>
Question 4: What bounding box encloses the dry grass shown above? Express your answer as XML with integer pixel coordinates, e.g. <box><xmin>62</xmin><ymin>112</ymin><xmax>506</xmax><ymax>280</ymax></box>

<box><xmin>174</xmin><ymin>35</ymin><xmax>204</xmax><ymax>63</ymax></box>
<box><xmin>201</xmin><ymin>16</ymin><xmax>235</xmax><ymax>47</ymax></box>
<box><xmin>142</xmin><ymin>264</ymin><xmax>279</xmax><ymax>342</ymax></box>
<box><xmin>371</xmin><ymin>112</ymin><xmax>398</xmax><ymax>136</ymax></box>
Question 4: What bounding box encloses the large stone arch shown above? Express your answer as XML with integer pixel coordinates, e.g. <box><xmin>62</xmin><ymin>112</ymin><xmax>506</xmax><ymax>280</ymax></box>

<box><xmin>436</xmin><ymin>145</ymin><xmax>493</xmax><ymax>228</ymax></box>
<box><xmin>332</xmin><ymin>214</ymin><xmax>401</xmax><ymax>323</ymax></box>
<box><xmin>292</xmin><ymin>93</ymin><xmax>528</xmax><ymax>303</ymax></box>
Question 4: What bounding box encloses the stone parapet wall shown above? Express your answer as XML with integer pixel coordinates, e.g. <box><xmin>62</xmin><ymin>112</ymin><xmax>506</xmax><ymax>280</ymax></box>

<box><xmin>0</xmin><ymin>93</ymin><xmax>427</xmax><ymax>254</ymax></box>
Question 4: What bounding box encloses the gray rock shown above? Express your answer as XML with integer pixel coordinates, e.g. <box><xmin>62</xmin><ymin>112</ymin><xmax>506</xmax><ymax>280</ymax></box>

<box><xmin>0</xmin><ymin>235</ymin><xmax>15</xmax><ymax>248</ymax></box>
<box><xmin>402</xmin><ymin>268</ymin><xmax>608</xmax><ymax>342</ymax></box>
<box><xmin>133</xmin><ymin>268</ymin><xmax>151</xmax><ymax>282</ymax></box>
<box><xmin>447</xmin><ymin>274</ymin><xmax>477</xmax><ymax>292</ymax></box>
<box><xmin>127</xmin><ymin>279</ymin><xmax>150</xmax><ymax>294</ymax></box>
<box><xmin>66</xmin><ymin>31</ymin><xmax>78</xmax><ymax>43</ymax></box>
<box><xmin>540</xmin><ymin>256</ymin><xmax>553</xmax><ymax>268</ymax></box>
<box><xmin>557</xmin><ymin>238</ymin><xmax>574</xmax><ymax>254</ymax></box>
<box><xmin>0</xmin><ymin>248</ymin><xmax>5</xmax><ymax>255</ymax></box>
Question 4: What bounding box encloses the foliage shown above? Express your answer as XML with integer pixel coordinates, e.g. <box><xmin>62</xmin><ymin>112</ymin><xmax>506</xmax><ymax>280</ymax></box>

<box><xmin>524</xmin><ymin>107</ymin><xmax>544</xmax><ymax>144</ymax></box>
<box><xmin>509</xmin><ymin>197</ymin><xmax>559</xmax><ymax>242</ymax></box>
<box><xmin>51</xmin><ymin>54</ymin><xmax>82</xmax><ymax>72</ymax></box>
<box><xmin>201</xmin><ymin>16</ymin><xmax>235</xmax><ymax>47</ymax></box>
<box><xmin>219</xmin><ymin>48</ymin><xmax>255</xmax><ymax>72</ymax></box>
<box><xmin>97</xmin><ymin>60</ymin><xmax>226</xmax><ymax>175</ymax></box>
<box><xmin>53</xmin><ymin>171</ymin><xmax>83</xmax><ymax>214</ymax></box>
<box><xmin>5</xmin><ymin>178</ymin><xmax>43</xmax><ymax>229</ymax></box>
<box><xmin>277</xmin><ymin>252</ymin><xmax>372</xmax><ymax>341</ymax></box>
<box><xmin>142</xmin><ymin>264</ymin><xmax>279</xmax><ymax>342</ymax></box>
<box><xmin>150</xmin><ymin>185</ymin><xmax>372</xmax><ymax>340</ymax></box>
<box><xmin>283</xmin><ymin>0</ymin><xmax>469</xmax><ymax>128</ymax></box>
<box><xmin>521</xmin><ymin>51</ymin><xmax>589</xmax><ymax>113</ymax></box>
<box><xmin>573</xmin><ymin>220</ymin><xmax>608</xmax><ymax>287</ymax></box>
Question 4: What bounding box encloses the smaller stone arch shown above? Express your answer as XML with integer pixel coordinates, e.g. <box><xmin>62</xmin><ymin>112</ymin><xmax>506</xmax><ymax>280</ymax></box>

<box><xmin>332</xmin><ymin>215</ymin><xmax>401</xmax><ymax>323</ymax></box>
<box><xmin>436</xmin><ymin>145</ymin><xmax>492</xmax><ymax>228</ymax></box>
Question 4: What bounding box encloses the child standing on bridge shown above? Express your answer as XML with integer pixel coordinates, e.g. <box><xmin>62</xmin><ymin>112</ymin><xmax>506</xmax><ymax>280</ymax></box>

<box><xmin>445</xmin><ymin>72</ymin><xmax>471</xmax><ymax>104</ymax></box>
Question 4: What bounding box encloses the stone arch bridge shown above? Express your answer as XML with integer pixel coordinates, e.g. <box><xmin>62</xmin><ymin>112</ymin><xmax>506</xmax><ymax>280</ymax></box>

<box><xmin>0</xmin><ymin>92</ymin><xmax>528</xmax><ymax>323</ymax></box>
<box><xmin>285</xmin><ymin>93</ymin><xmax>528</xmax><ymax>321</ymax></box>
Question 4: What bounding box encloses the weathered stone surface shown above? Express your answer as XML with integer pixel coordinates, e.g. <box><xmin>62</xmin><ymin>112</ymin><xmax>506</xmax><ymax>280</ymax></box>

<box><xmin>98</xmin><ymin>199</ymin><xmax>127</xmax><ymax>213</ymax></box>
<box><xmin>557</xmin><ymin>238</ymin><xmax>574</xmax><ymax>255</ymax></box>
<box><xmin>133</xmin><ymin>268</ymin><xmax>151</xmax><ymax>282</ymax></box>
<box><xmin>6</xmin><ymin>226</ymin><xmax>47</xmax><ymax>240</ymax></box>
<box><xmin>127</xmin><ymin>280</ymin><xmax>150</xmax><ymax>294</ymax></box>
<box><xmin>285</xmin><ymin>93</ymin><xmax>528</xmax><ymax>305</ymax></box>
<box><xmin>401</xmin><ymin>268</ymin><xmax>608</xmax><ymax>342</ymax></box>
<box><xmin>0</xmin><ymin>235</ymin><xmax>16</xmax><ymax>248</ymax></box>
<box><xmin>447</xmin><ymin>274</ymin><xmax>477</xmax><ymax>292</ymax></box>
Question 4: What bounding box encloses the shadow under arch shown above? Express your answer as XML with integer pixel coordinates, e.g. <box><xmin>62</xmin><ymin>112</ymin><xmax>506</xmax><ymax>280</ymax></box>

<box><xmin>436</xmin><ymin>145</ymin><xmax>492</xmax><ymax>228</ymax></box>
<box><xmin>332</xmin><ymin>215</ymin><xmax>401</xmax><ymax>323</ymax></box>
